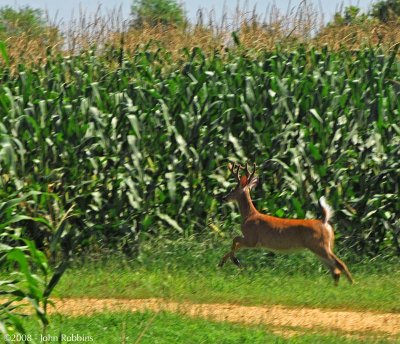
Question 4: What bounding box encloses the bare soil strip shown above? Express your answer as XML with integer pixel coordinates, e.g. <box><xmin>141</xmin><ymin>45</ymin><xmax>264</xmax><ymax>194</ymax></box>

<box><xmin>50</xmin><ymin>298</ymin><xmax>400</xmax><ymax>337</ymax></box>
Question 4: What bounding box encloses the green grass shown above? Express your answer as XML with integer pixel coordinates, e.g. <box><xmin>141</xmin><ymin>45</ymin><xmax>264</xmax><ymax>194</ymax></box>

<box><xmin>54</xmin><ymin>238</ymin><xmax>400</xmax><ymax>313</ymax></box>
<box><xmin>21</xmin><ymin>311</ymin><xmax>392</xmax><ymax>344</ymax></box>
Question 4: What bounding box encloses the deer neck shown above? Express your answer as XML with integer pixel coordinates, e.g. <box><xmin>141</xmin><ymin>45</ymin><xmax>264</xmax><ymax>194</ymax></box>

<box><xmin>237</xmin><ymin>189</ymin><xmax>258</xmax><ymax>220</ymax></box>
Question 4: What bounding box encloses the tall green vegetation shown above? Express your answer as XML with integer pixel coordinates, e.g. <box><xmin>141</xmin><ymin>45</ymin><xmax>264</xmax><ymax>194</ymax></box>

<box><xmin>0</xmin><ymin>6</ymin><xmax>59</xmax><ymax>65</ymax></box>
<box><xmin>0</xmin><ymin>6</ymin><xmax>45</xmax><ymax>37</ymax></box>
<box><xmin>0</xmin><ymin>44</ymin><xmax>399</xmax><ymax>259</ymax></box>
<box><xmin>331</xmin><ymin>6</ymin><xmax>368</xmax><ymax>26</ymax></box>
<box><xmin>130</xmin><ymin>0</ymin><xmax>187</xmax><ymax>27</ymax></box>
<box><xmin>331</xmin><ymin>1</ymin><xmax>400</xmax><ymax>26</ymax></box>
<box><xmin>0</xmin><ymin>191</ymin><xmax>77</xmax><ymax>337</ymax></box>
<box><xmin>0</xmin><ymin>6</ymin><xmax>58</xmax><ymax>41</ymax></box>
<box><xmin>371</xmin><ymin>0</ymin><xmax>400</xmax><ymax>22</ymax></box>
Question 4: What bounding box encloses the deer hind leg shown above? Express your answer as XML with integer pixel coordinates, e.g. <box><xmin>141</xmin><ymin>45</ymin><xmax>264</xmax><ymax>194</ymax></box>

<box><xmin>331</xmin><ymin>253</ymin><xmax>353</xmax><ymax>284</ymax></box>
<box><xmin>218</xmin><ymin>236</ymin><xmax>245</xmax><ymax>268</ymax></box>
<box><xmin>313</xmin><ymin>247</ymin><xmax>353</xmax><ymax>286</ymax></box>
<box><xmin>319</xmin><ymin>256</ymin><xmax>341</xmax><ymax>286</ymax></box>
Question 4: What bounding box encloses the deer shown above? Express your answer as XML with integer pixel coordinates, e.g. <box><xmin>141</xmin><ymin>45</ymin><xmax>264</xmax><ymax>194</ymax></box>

<box><xmin>219</xmin><ymin>162</ymin><xmax>353</xmax><ymax>286</ymax></box>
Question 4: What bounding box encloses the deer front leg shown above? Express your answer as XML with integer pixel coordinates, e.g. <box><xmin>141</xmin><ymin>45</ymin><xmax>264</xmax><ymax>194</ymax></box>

<box><xmin>218</xmin><ymin>236</ymin><xmax>245</xmax><ymax>268</ymax></box>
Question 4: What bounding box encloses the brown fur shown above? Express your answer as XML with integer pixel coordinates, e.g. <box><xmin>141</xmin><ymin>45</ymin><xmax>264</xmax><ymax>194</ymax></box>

<box><xmin>220</xmin><ymin>167</ymin><xmax>353</xmax><ymax>286</ymax></box>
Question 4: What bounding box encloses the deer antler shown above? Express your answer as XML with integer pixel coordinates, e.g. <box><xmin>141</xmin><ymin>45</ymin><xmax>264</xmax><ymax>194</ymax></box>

<box><xmin>228</xmin><ymin>162</ymin><xmax>241</xmax><ymax>182</ymax></box>
<box><xmin>245</xmin><ymin>162</ymin><xmax>257</xmax><ymax>182</ymax></box>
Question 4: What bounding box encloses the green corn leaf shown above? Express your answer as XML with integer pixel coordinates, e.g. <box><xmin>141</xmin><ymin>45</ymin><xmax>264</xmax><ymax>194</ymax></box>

<box><xmin>0</xmin><ymin>41</ymin><xmax>9</xmax><ymax>67</ymax></box>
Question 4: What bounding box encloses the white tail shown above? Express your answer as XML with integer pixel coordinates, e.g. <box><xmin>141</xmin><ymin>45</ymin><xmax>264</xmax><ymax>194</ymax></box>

<box><xmin>319</xmin><ymin>196</ymin><xmax>334</xmax><ymax>224</ymax></box>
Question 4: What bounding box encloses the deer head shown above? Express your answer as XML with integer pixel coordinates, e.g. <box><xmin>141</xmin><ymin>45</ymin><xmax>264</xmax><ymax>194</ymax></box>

<box><xmin>223</xmin><ymin>162</ymin><xmax>258</xmax><ymax>202</ymax></box>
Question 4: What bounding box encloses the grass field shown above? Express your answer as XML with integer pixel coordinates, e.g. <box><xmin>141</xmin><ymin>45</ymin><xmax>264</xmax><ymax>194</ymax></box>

<box><xmin>3</xmin><ymin>238</ymin><xmax>399</xmax><ymax>343</ymax></box>
<box><xmin>21</xmin><ymin>311</ymin><xmax>394</xmax><ymax>344</ymax></box>
<box><xmin>54</xmin><ymin>238</ymin><xmax>400</xmax><ymax>313</ymax></box>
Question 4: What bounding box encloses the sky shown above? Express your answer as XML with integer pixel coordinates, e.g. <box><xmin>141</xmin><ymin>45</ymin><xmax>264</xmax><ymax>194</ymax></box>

<box><xmin>1</xmin><ymin>0</ymin><xmax>376</xmax><ymax>25</ymax></box>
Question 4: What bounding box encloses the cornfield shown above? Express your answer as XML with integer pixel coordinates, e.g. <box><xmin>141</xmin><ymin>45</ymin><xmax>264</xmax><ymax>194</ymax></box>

<box><xmin>0</xmin><ymin>43</ymin><xmax>399</xmax><ymax>258</ymax></box>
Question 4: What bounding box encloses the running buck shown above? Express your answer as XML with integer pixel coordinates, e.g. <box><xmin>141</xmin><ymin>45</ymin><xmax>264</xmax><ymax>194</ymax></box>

<box><xmin>219</xmin><ymin>162</ymin><xmax>353</xmax><ymax>286</ymax></box>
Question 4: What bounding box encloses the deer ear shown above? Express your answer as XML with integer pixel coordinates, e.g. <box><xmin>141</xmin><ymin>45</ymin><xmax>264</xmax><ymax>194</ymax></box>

<box><xmin>240</xmin><ymin>175</ymin><xmax>248</xmax><ymax>187</ymax></box>
<box><xmin>248</xmin><ymin>177</ymin><xmax>259</xmax><ymax>190</ymax></box>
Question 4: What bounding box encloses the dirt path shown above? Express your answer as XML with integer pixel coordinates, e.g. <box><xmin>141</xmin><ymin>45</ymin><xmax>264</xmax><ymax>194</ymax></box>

<box><xmin>50</xmin><ymin>298</ymin><xmax>400</xmax><ymax>337</ymax></box>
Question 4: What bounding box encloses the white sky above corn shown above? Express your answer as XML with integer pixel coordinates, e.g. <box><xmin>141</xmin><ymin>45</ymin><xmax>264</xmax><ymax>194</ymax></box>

<box><xmin>1</xmin><ymin>0</ymin><xmax>375</xmax><ymax>24</ymax></box>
